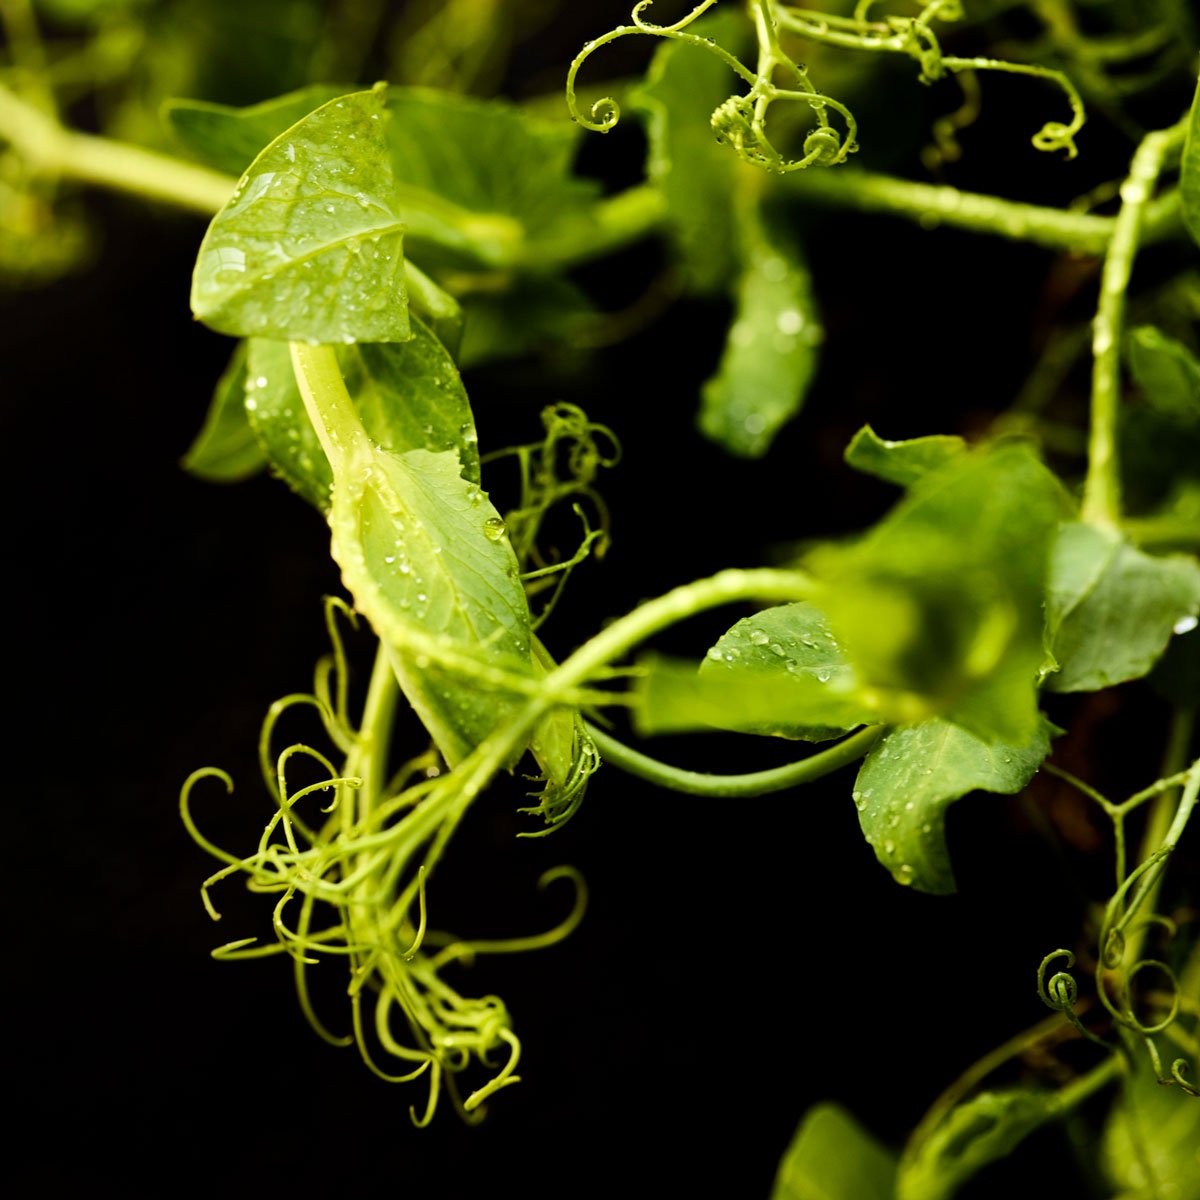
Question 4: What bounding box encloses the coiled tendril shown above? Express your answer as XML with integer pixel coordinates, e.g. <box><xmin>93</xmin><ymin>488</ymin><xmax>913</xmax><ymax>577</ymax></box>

<box><xmin>180</xmin><ymin>607</ymin><xmax>590</xmax><ymax>1122</ymax></box>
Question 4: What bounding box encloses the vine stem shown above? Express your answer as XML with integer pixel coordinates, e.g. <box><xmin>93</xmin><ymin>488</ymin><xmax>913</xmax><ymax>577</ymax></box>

<box><xmin>1081</xmin><ymin>117</ymin><xmax>1187</xmax><ymax>527</ymax></box>
<box><xmin>0</xmin><ymin>80</ymin><xmax>234</xmax><ymax>214</ymax></box>
<box><xmin>1</xmin><ymin>79</ymin><xmax>1186</xmax><ymax>260</ymax></box>
<box><xmin>584</xmin><ymin>722</ymin><xmax>883</xmax><ymax>796</ymax></box>
<box><xmin>781</xmin><ymin>166</ymin><xmax>1182</xmax><ymax>254</ymax></box>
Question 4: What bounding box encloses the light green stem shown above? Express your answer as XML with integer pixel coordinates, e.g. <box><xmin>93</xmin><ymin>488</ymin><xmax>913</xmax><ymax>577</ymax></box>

<box><xmin>1082</xmin><ymin>118</ymin><xmax>1187</xmax><ymax>527</ymax></box>
<box><xmin>0</xmin><ymin>80</ymin><xmax>234</xmax><ymax>214</ymax></box>
<box><xmin>584</xmin><ymin>722</ymin><xmax>883</xmax><ymax>796</ymax></box>
<box><xmin>782</xmin><ymin>165</ymin><xmax>1181</xmax><ymax>254</ymax></box>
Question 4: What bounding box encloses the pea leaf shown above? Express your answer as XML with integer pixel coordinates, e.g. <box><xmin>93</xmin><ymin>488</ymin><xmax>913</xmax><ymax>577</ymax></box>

<box><xmin>191</xmin><ymin>86</ymin><xmax>599</xmax><ymax>344</ymax></box>
<box><xmin>853</xmin><ymin>715</ymin><xmax>1054</xmax><ymax>893</ymax></box>
<box><xmin>694</xmin><ymin>602</ymin><xmax>871</xmax><ymax>741</ymax></box>
<box><xmin>1044</xmin><ymin>521</ymin><xmax>1200</xmax><ymax>692</ymax></box>
<box><xmin>291</xmin><ymin>345</ymin><xmax>532</xmax><ymax>765</ymax></box>
<box><xmin>244</xmin><ymin>315</ymin><xmax>481</xmax><ymax>510</ymax></box>
<box><xmin>635</xmin><ymin>655</ymin><xmax>879</xmax><ymax>739</ymax></box>
<box><xmin>181</xmin><ymin>341</ymin><xmax>266</xmax><ymax>483</ymax></box>
<box><xmin>456</xmin><ymin>276</ymin><xmax>593</xmax><ymax>369</ymax></box>
<box><xmin>1181</xmin><ymin>76</ymin><xmax>1200</xmax><ymax>249</ymax></box>
<box><xmin>630</xmin><ymin>10</ymin><xmax>748</xmax><ymax>293</ymax></box>
<box><xmin>808</xmin><ymin>445</ymin><xmax>1068</xmax><ymax>745</ymax></box>
<box><xmin>771</xmin><ymin>1103</ymin><xmax>896</xmax><ymax>1200</ymax></box>
<box><xmin>898</xmin><ymin>1088</ymin><xmax>1065</xmax><ymax>1200</ymax></box>
<box><xmin>844</xmin><ymin>425</ymin><xmax>966</xmax><ymax>488</ymax></box>
<box><xmin>1102</xmin><ymin>1045</ymin><xmax>1200</xmax><ymax>1199</ymax></box>
<box><xmin>192</xmin><ymin>88</ymin><xmax>412</xmax><ymax>344</ymax></box>
<box><xmin>1128</xmin><ymin>326</ymin><xmax>1200</xmax><ymax>422</ymax></box>
<box><xmin>244</xmin><ymin>339</ymin><xmax>330</xmax><ymax>507</ymax></box>
<box><xmin>383</xmin><ymin>88</ymin><xmax>598</xmax><ymax>261</ymax></box>
<box><xmin>699</xmin><ymin>203</ymin><xmax>823</xmax><ymax>457</ymax></box>
<box><xmin>164</xmin><ymin>85</ymin><xmax>353</xmax><ymax>176</ymax></box>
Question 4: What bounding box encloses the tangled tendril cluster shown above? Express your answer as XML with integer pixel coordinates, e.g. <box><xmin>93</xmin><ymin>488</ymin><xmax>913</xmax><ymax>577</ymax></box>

<box><xmin>181</xmin><ymin>597</ymin><xmax>588</xmax><ymax>1123</ymax></box>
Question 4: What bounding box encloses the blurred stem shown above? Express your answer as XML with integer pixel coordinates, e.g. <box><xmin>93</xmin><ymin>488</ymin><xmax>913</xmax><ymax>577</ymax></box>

<box><xmin>1082</xmin><ymin>118</ymin><xmax>1187</xmax><ymax>527</ymax></box>
<box><xmin>0</xmin><ymin>81</ymin><xmax>234</xmax><ymax>214</ymax></box>
<box><xmin>0</xmin><ymin>0</ymin><xmax>55</xmax><ymax>116</ymax></box>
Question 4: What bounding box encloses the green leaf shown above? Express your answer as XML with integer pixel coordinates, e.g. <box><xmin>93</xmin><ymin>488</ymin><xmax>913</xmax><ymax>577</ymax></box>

<box><xmin>181</xmin><ymin>341</ymin><xmax>266</xmax><ymax>483</ymax></box>
<box><xmin>383</xmin><ymin>88</ymin><xmax>598</xmax><ymax>262</ymax></box>
<box><xmin>694</xmin><ymin>602</ymin><xmax>870</xmax><ymax>741</ymax></box>
<box><xmin>699</xmin><ymin>204</ymin><xmax>822</xmax><ymax>457</ymax></box>
<box><xmin>1128</xmin><ymin>326</ymin><xmax>1200</xmax><ymax>422</ymax></box>
<box><xmin>292</xmin><ymin>344</ymin><xmax>532</xmax><ymax>765</ymax></box>
<box><xmin>898</xmin><ymin>1088</ymin><xmax>1065</xmax><ymax>1200</ymax></box>
<box><xmin>635</xmin><ymin>655</ymin><xmax>879</xmax><ymax>740</ymax></box>
<box><xmin>1102</xmin><ymin>1039</ymin><xmax>1200</xmax><ymax>1199</ymax></box>
<box><xmin>630</xmin><ymin>11</ymin><xmax>747</xmax><ymax>293</ymax></box>
<box><xmin>244</xmin><ymin>339</ymin><xmax>332</xmax><ymax>508</ymax></box>
<box><xmin>1181</xmin><ymin>75</ymin><xmax>1200</xmax><ymax>249</ymax></box>
<box><xmin>244</xmin><ymin>316</ymin><xmax>481</xmax><ymax>510</ymax></box>
<box><xmin>191</xmin><ymin>89</ymin><xmax>412</xmax><ymax>344</ymax></box>
<box><xmin>164</xmin><ymin>85</ymin><xmax>353</xmax><ymax>177</ymax></box>
<box><xmin>771</xmin><ymin>1103</ymin><xmax>896</xmax><ymax>1200</ymax></box>
<box><xmin>853</xmin><ymin>716</ymin><xmax>1054</xmax><ymax>893</ymax></box>
<box><xmin>457</xmin><ymin>275</ymin><xmax>593</xmax><ymax>369</ymax></box>
<box><xmin>1045</xmin><ymin>521</ymin><xmax>1200</xmax><ymax>692</ymax></box>
<box><xmin>809</xmin><ymin>445</ymin><xmax>1068</xmax><ymax>744</ymax></box>
<box><xmin>844</xmin><ymin>425</ymin><xmax>966</xmax><ymax>488</ymax></box>
<box><xmin>191</xmin><ymin>86</ymin><xmax>598</xmax><ymax>344</ymax></box>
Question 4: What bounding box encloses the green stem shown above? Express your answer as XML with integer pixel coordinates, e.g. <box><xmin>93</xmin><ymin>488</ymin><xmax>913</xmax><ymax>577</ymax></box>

<box><xmin>0</xmin><ymin>81</ymin><xmax>235</xmax><ymax>214</ymax></box>
<box><xmin>781</xmin><ymin>165</ymin><xmax>1181</xmax><ymax>254</ymax></box>
<box><xmin>584</xmin><ymin>722</ymin><xmax>883</xmax><ymax>796</ymax></box>
<box><xmin>1082</xmin><ymin>118</ymin><xmax>1187</xmax><ymax>527</ymax></box>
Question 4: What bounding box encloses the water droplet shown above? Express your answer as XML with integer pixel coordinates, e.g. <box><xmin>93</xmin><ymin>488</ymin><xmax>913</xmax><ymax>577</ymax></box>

<box><xmin>749</xmin><ymin>630</ymin><xmax>770</xmax><ymax>646</ymax></box>
<box><xmin>1174</xmin><ymin>614</ymin><xmax>1198</xmax><ymax>635</ymax></box>
<box><xmin>883</xmin><ymin>839</ymin><xmax>896</xmax><ymax>855</ymax></box>
<box><xmin>483</xmin><ymin>517</ymin><xmax>506</xmax><ymax>542</ymax></box>
<box><xmin>893</xmin><ymin>864</ymin><xmax>915</xmax><ymax>886</ymax></box>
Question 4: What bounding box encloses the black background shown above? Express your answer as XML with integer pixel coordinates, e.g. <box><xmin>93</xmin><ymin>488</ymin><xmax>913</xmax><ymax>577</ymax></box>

<box><xmin>7</xmin><ymin>3</ymin><xmax>1197</xmax><ymax>1195</ymax></box>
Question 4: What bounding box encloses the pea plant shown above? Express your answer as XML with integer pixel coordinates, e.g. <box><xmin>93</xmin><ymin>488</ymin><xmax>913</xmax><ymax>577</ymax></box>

<box><xmin>4</xmin><ymin>0</ymin><xmax>1199</xmax><ymax>1194</ymax></box>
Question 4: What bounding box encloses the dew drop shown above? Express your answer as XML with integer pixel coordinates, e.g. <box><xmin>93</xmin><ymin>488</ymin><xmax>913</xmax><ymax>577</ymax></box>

<box><xmin>483</xmin><ymin>517</ymin><xmax>506</xmax><ymax>541</ymax></box>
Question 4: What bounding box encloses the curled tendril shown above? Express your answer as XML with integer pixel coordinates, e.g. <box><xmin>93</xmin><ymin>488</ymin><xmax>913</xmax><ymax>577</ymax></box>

<box><xmin>1037</xmin><ymin>948</ymin><xmax>1114</xmax><ymax>1050</ymax></box>
<box><xmin>1037</xmin><ymin>949</ymin><xmax>1079</xmax><ymax>1011</ymax></box>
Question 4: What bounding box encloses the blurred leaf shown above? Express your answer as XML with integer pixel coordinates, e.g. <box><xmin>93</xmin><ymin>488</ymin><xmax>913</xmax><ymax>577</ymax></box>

<box><xmin>1045</xmin><ymin>521</ymin><xmax>1200</xmax><ymax>692</ymax></box>
<box><xmin>694</xmin><ymin>602</ymin><xmax>869</xmax><ymax>741</ymax></box>
<box><xmin>630</xmin><ymin>10</ymin><xmax>747</xmax><ymax>293</ymax></box>
<box><xmin>1102</xmin><ymin>1062</ymin><xmax>1200</xmax><ymax>1200</ymax></box>
<box><xmin>182</xmin><ymin>341</ymin><xmax>266</xmax><ymax>483</ymax></box>
<box><xmin>898</xmin><ymin>1088</ymin><xmax>1065</xmax><ymax>1200</ymax></box>
<box><xmin>1182</xmin><ymin>76</ymin><xmax>1200</xmax><ymax>249</ymax></box>
<box><xmin>853</xmin><ymin>715</ymin><xmax>1055</xmax><ymax>894</ymax></box>
<box><xmin>771</xmin><ymin>1103</ymin><xmax>896</xmax><ymax>1200</ymax></box>
<box><xmin>809</xmin><ymin>445</ymin><xmax>1068</xmax><ymax>744</ymax></box>
<box><xmin>384</xmin><ymin>87</ymin><xmax>598</xmax><ymax>262</ymax></box>
<box><xmin>457</xmin><ymin>275</ymin><xmax>593</xmax><ymax>368</ymax></box>
<box><xmin>635</xmin><ymin>655</ymin><xmax>880</xmax><ymax>739</ymax></box>
<box><xmin>699</xmin><ymin>203</ymin><xmax>822</xmax><ymax>457</ymax></box>
<box><xmin>164</xmin><ymin>85</ymin><xmax>353</xmax><ymax>176</ymax></box>
<box><xmin>1128</xmin><ymin>326</ymin><xmax>1200</xmax><ymax>422</ymax></box>
<box><xmin>245</xmin><ymin>315</ymin><xmax>480</xmax><ymax>509</ymax></box>
<box><xmin>844</xmin><ymin>425</ymin><xmax>966</xmax><ymax>488</ymax></box>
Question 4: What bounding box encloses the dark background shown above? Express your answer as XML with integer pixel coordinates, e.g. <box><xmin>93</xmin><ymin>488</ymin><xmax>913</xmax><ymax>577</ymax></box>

<box><xmin>6</xmin><ymin>2</ymin><xmax>1196</xmax><ymax>1195</ymax></box>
